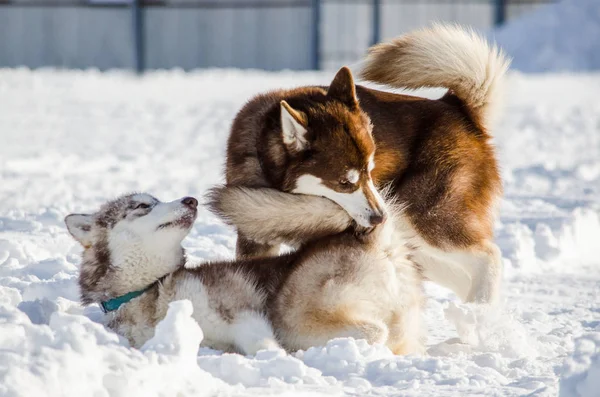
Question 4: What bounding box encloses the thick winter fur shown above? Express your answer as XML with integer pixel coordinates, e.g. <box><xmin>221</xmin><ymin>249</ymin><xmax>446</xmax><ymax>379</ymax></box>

<box><xmin>67</xmin><ymin>191</ymin><xmax>425</xmax><ymax>355</ymax></box>
<box><xmin>207</xmin><ymin>186</ymin><xmax>425</xmax><ymax>354</ymax></box>
<box><xmin>206</xmin><ymin>186</ymin><xmax>353</xmax><ymax>248</ymax></box>
<box><xmin>222</xmin><ymin>24</ymin><xmax>509</xmax><ymax>304</ymax></box>
<box><xmin>66</xmin><ymin>193</ymin><xmax>280</xmax><ymax>354</ymax></box>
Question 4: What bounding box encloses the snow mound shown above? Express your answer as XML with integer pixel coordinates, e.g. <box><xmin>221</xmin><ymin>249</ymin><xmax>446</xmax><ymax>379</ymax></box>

<box><xmin>559</xmin><ymin>333</ymin><xmax>600</xmax><ymax>397</ymax></box>
<box><xmin>198</xmin><ymin>348</ymin><xmax>326</xmax><ymax>389</ymax></box>
<box><xmin>493</xmin><ymin>0</ymin><xmax>600</xmax><ymax>72</ymax></box>
<box><xmin>0</xmin><ymin>304</ymin><xmax>228</xmax><ymax>397</ymax></box>
<box><xmin>498</xmin><ymin>208</ymin><xmax>600</xmax><ymax>274</ymax></box>
<box><xmin>300</xmin><ymin>337</ymin><xmax>511</xmax><ymax>390</ymax></box>
<box><xmin>441</xmin><ymin>302</ymin><xmax>536</xmax><ymax>358</ymax></box>
<box><xmin>141</xmin><ymin>300</ymin><xmax>203</xmax><ymax>360</ymax></box>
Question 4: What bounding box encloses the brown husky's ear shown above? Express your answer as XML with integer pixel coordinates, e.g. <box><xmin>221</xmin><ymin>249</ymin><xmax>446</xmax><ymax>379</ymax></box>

<box><xmin>327</xmin><ymin>67</ymin><xmax>358</xmax><ymax>109</ymax></box>
<box><xmin>65</xmin><ymin>214</ymin><xmax>94</xmax><ymax>248</ymax></box>
<box><xmin>280</xmin><ymin>100</ymin><xmax>309</xmax><ymax>152</ymax></box>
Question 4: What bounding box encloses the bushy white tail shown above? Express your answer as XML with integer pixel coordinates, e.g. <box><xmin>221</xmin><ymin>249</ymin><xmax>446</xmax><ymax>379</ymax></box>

<box><xmin>360</xmin><ymin>24</ymin><xmax>511</xmax><ymax>129</ymax></box>
<box><xmin>206</xmin><ymin>186</ymin><xmax>352</xmax><ymax>246</ymax></box>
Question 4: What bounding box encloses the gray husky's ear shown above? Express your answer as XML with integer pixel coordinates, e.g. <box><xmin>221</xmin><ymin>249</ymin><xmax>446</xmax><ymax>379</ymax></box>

<box><xmin>65</xmin><ymin>214</ymin><xmax>94</xmax><ymax>248</ymax></box>
<box><xmin>280</xmin><ymin>100</ymin><xmax>309</xmax><ymax>152</ymax></box>
<box><xmin>327</xmin><ymin>66</ymin><xmax>358</xmax><ymax>109</ymax></box>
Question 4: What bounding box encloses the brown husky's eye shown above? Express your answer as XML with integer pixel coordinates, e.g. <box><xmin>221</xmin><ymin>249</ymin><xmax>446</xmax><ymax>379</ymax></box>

<box><xmin>339</xmin><ymin>179</ymin><xmax>350</xmax><ymax>186</ymax></box>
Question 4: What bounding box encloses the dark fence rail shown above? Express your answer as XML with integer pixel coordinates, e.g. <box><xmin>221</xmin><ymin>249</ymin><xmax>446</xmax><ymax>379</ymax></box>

<box><xmin>0</xmin><ymin>0</ymin><xmax>554</xmax><ymax>71</ymax></box>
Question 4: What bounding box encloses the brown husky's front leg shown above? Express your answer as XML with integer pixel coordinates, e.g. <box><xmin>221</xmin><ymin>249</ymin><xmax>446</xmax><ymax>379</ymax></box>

<box><xmin>236</xmin><ymin>233</ymin><xmax>280</xmax><ymax>259</ymax></box>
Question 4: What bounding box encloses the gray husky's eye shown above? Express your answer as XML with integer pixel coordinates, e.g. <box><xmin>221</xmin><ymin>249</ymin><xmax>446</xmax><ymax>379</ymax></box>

<box><xmin>135</xmin><ymin>203</ymin><xmax>151</xmax><ymax>210</ymax></box>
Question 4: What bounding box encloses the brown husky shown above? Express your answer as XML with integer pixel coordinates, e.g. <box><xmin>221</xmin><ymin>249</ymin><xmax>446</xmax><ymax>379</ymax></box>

<box><xmin>221</xmin><ymin>24</ymin><xmax>510</xmax><ymax>304</ymax></box>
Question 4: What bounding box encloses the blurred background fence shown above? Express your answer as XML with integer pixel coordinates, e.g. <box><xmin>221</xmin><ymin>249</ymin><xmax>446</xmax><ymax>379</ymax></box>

<box><xmin>0</xmin><ymin>0</ymin><xmax>553</xmax><ymax>71</ymax></box>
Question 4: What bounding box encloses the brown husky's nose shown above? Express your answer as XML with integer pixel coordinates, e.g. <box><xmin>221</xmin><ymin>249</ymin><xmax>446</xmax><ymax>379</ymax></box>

<box><xmin>369</xmin><ymin>213</ymin><xmax>386</xmax><ymax>226</ymax></box>
<box><xmin>182</xmin><ymin>197</ymin><xmax>198</xmax><ymax>209</ymax></box>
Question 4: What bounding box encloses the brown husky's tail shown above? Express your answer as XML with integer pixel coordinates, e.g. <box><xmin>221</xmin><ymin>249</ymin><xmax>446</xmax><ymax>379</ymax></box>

<box><xmin>205</xmin><ymin>186</ymin><xmax>352</xmax><ymax>246</ymax></box>
<box><xmin>360</xmin><ymin>23</ymin><xmax>510</xmax><ymax>131</ymax></box>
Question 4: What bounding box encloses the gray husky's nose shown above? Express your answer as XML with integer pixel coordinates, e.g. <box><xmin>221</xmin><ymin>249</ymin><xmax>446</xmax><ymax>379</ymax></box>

<box><xmin>182</xmin><ymin>197</ymin><xmax>198</xmax><ymax>209</ymax></box>
<box><xmin>369</xmin><ymin>213</ymin><xmax>386</xmax><ymax>226</ymax></box>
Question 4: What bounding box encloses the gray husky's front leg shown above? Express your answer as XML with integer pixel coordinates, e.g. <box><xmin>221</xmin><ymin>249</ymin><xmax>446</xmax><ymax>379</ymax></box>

<box><xmin>231</xmin><ymin>311</ymin><xmax>282</xmax><ymax>355</ymax></box>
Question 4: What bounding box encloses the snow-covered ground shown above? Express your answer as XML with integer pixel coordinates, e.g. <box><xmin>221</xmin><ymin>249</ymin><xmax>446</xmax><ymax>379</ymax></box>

<box><xmin>0</xmin><ymin>69</ymin><xmax>599</xmax><ymax>396</ymax></box>
<box><xmin>494</xmin><ymin>0</ymin><xmax>600</xmax><ymax>73</ymax></box>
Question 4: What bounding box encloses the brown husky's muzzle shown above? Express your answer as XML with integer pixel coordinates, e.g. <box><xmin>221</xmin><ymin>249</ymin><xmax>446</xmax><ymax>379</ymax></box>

<box><xmin>290</xmin><ymin>173</ymin><xmax>387</xmax><ymax>228</ymax></box>
<box><xmin>362</xmin><ymin>183</ymin><xmax>387</xmax><ymax>226</ymax></box>
<box><xmin>349</xmin><ymin>178</ymin><xmax>387</xmax><ymax>228</ymax></box>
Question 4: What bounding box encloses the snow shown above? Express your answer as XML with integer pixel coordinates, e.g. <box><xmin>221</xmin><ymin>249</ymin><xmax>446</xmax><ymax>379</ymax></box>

<box><xmin>0</xmin><ymin>68</ymin><xmax>599</xmax><ymax>396</ymax></box>
<box><xmin>493</xmin><ymin>0</ymin><xmax>600</xmax><ymax>73</ymax></box>
<box><xmin>560</xmin><ymin>333</ymin><xmax>600</xmax><ymax>397</ymax></box>
<box><xmin>0</xmin><ymin>302</ymin><xmax>228</xmax><ymax>397</ymax></box>
<box><xmin>140</xmin><ymin>300</ymin><xmax>203</xmax><ymax>360</ymax></box>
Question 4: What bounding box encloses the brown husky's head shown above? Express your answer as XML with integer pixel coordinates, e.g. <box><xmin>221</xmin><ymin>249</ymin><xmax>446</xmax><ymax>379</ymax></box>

<box><xmin>279</xmin><ymin>67</ymin><xmax>386</xmax><ymax>227</ymax></box>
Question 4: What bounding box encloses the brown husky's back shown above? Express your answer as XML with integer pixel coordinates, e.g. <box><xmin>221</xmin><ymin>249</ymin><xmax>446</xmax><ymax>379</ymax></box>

<box><xmin>221</xmin><ymin>24</ymin><xmax>509</xmax><ymax>304</ymax></box>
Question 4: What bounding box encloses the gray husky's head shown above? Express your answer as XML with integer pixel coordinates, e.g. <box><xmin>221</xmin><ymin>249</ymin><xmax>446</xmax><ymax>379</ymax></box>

<box><xmin>65</xmin><ymin>193</ymin><xmax>198</xmax><ymax>305</ymax></box>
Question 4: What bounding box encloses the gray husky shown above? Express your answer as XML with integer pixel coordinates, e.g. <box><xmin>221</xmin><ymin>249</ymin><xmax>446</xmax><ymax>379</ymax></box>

<box><xmin>65</xmin><ymin>189</ymin><xmax>424</xmax><ymax>354</ymax></box>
